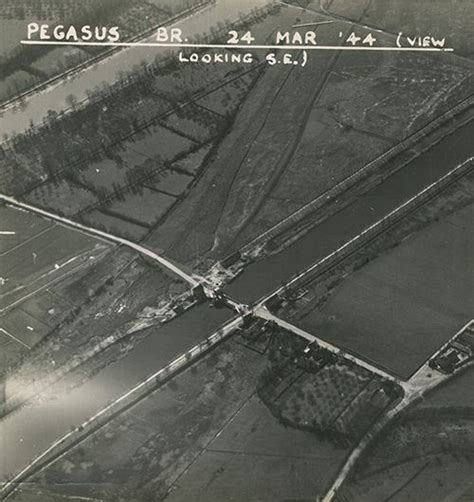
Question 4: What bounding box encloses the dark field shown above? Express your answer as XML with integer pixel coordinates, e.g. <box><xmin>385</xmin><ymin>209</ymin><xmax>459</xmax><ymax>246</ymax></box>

<box><xmin>0</xmin><ymin>205</ymin><xmax>51</xmax><ymax>253</ymax></box>
<box><xmin>0</xmin><ymin>212</ymin><xmax>109</xmax><ymax>303</ymax></box>
<box><xmin>326</xmin><ymin>0</ymin><xmax>474</xmax><ymax>59</ymax></box>
<box><xmin>338</xmin><ymin>367</ymin><xmax>474</xmax><ymax>501</ymax></box>
<box><xmin>300</xmin><ymin>203</ymin><xmax>473</xmax><ymax>379</ymax></box>
<box><xmin>168</xmin><ymin>397</ymin><xmax>347</xmax><ymax>502</ymax></box>
<box><xmin>0</xmin><ymin>0</ymin><xmax>207</xmax><ymax>104</ymax></box>
<box><xmin>17</xmin><ymin>331</ymin><xmax>349</xmax><ymax>502</ymax></box>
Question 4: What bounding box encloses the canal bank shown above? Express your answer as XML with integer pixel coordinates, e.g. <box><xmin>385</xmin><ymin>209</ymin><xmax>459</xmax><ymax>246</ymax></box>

<box><xmin>225</xmin><ymin>118</ymin><xmax>474</xmax><ymax>304</ymax></box>
<box><xmin>0</xmin><ymin>304</ymin><xmax>232</xmax><ymax>483</ymax></box>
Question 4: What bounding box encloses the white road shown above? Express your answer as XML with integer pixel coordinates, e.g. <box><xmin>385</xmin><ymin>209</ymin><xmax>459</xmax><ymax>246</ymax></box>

<box><xmin>254</xmin><ymin>305</ymin><xmax>399</xmax><ymax>383</ymax></box>
<box><xmin>0</xmin><ymin>194</ymin><xmax>201</xmax><ymax>287</ymax></box>
<box><xmin>0</xmin><ymin>327</ymin><xmax>31</xmax><ymax>350</ymax></box>
<box><xmin>321</xmin><ymin>320</ymin><xmax>474</xmax><ymax>502</ymax></box>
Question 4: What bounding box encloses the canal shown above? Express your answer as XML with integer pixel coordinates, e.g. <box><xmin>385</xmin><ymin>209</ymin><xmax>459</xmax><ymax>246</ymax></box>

<box><xmin>225</xmin><ymin>121</ymin><xmax>474</xmax><ymax>304</ymax></box>
<box><xmin>225</xmin><ymin>119</ymin><xmax>474</xmax><ymax>304</ymax></box>
<box><xmin>0</xmin><ymin>304</ymin><xmax>232</xmax><ymax>481</ymax></box>
<box><xmin>1</xmin><ymin>118</ymin><xmax>472</xmax><ymax>485</ymax></box>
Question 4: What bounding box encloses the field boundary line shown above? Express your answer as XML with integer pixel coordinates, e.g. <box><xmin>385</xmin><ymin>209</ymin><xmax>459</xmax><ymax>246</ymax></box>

<box><xmin>255</xmin><ymin>156</ymin><xmax>474</xmax><ymax>306</ymax></box>
<box><xmin>321</xmin><ymin>321</ymin><xmax>474</xmax><ymax>502</ymax></box>
<box><xmin>0</xmin><ymin>0</ymin><xmax>214</xmax><ymax>111</ymax></box>
<box><xmin>0</xmin><ymin>194</ymin><xmax>200</xmax><ymax>286</ymax></box>
<box><xmin>0</xmin><ymin>315</ymin><xmax>242</xmax><ymax>501</ymax></box>
<box><xmin>231</xmin><ymin>95</ymin><xmax>474</xmax><ymax>260</ymax></box>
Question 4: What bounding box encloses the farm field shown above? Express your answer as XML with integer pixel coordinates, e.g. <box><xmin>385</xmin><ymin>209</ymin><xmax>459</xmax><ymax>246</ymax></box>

<box><xmin>0</xmin><ymin>336</ymin><xmax>27</xmax><ymax>374</ymax></box>
<box><xmin>81</xmin><ymin>210</ymin><xmax>148</xmax><ymax>241</ymax></box>
<box><xmin>0</xmin><ymin>204</ymin><xmax>52</xmax><ymax>253</ymax></box>
<box><xmin>17</xmin><ymin>289</ymin><xmax>74</xmax><ymax>329</ymax></box>
<box><xmin>0</xmin><ymin>0</ymin><xmax>271</xmax><ymax>137</ymax></box>
<box><xmin>196</xmin><ymin>72</ymin><xmax>259</xmax><ymax>117</ymax></box>
<box><xmin>0</xmin><ymin>20</ymin><xmax>31</xmax><ymax>58</ymax></box>
<box><xmin>1</xmin><ymin>307</ymin><xmax>50</xmax><ymax>348</ymax></box>
<box><xmin>146</xmin><ymin>169</ymin><xmax>192</xmax><ymax>196</ymax></box>
<box><xmin>161</xmin><ymin>109</ymin><xmax>219</xmax><ymax>143</ymax></box>
<box><xmin>337</xmin><ymin>367</ymin><xmax>474</xmax><ymax>501</ymax></box>
<box><xmin>3</xmin><ymin>50</ymin><xmax>261</xmax><ymax>240</ymax></box>
<box><xmin>0</xmin><ymin>207</ymin><xmax>110</xmax><ymax>303</ymax></box>
<box><xmin>0</xmin><ymin>205</ymin><xmax>113</xmax><ymax>373</ymax></box>
<box><xmin>25</xmin><ymin>180</ymin><xmax>98</xmax><ymax>216</ymax></box>
<box><xmin>0</xmin><ymin>223</ymin><xmax>107</xmax><ymax>302</ymax></box>
<box><xmin>0</xmin><ymin>0</ymin><xmax>207</xmax><ymax>105</ymax></box>
<box><xmin>172</xmin><ymin>144</ymin><xmax>212</xmax><ymax>175</ymax></box>
<box><xmin>1</xmin><ymin>275</ymin><xmax>112</xmax><ymax>376</ymax></box>
<box><xmin>417</xmin><ymin>366</ymin><xmax>474</xmax><ymax>410</ymax></box>
<box><xmin>16</xmin><ymin>327</ymin><xmax>353</xmax><ymax>502</ymax></box>
<box><xmin>298</xmin><ymin>203</ymin><xmax>473</xmax><ymax>379</ymax></box>
<box><xmin>77</xmin><ymin>122</ymin><xmax>195</xmax><ymax>194</ymax></box>
<box><xmin>323</xmin><ymin>0</ymin><xmax>474</xmax><ymax>59</ymax></box>
<box><xmin>117</xmin><ymin>125</ymin><xmax>194</xmax><ymax>164</ymax></box>
<box><xmin>341</xmin><ymin>447</ymin><xmax>474</xmax><ymax>502</ymax></box>
<box><xmin>168</xmin><ymin>396</ymin><xmax>347</xmax><ymax>502</ymax></box>
<box><xmin>106</xmin><ymin>188</ymin><xmax>176</xmax><ymax>227</ymax></box>
<box><xmin>146</xmin><ymin>8</ymin><xmax>473</xmax><ymax>266</ymax></box>
<box><xmin>79</xmin><ymin>158</ymin><xmax>131</xmax><ymax>190</ymax></box>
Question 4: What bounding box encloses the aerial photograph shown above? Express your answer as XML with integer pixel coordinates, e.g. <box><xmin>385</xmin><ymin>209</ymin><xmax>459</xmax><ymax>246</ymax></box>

<box><xmin>0</xmin><ymin>0</ymin><xmax>472</xmax><ymax>500</ymax></box>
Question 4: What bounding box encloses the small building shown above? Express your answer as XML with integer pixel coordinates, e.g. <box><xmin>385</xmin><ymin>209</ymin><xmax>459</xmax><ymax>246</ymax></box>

<box><xmin>432</xmin><ymin>349</ymin><xmax>461</xmax><ymax>374</ymax></box>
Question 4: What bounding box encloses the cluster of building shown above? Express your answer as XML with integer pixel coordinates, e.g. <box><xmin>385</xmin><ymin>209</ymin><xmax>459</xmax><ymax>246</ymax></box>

<box><xmin>430</xmin><ymin>320</ymin><xmax>474</xmax><ymax>374</ymax></box>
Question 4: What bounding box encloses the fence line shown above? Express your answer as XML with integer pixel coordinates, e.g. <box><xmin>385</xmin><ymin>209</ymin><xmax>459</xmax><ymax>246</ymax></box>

<box><xmin>257</xmin><ymin>157</ymin><xmax>474</xmax><ymax>305</ymax></box>
<box><xmin>236</xmin><ymin>95</ymin><xmax>474</xmax><ymax>258</ymax></box>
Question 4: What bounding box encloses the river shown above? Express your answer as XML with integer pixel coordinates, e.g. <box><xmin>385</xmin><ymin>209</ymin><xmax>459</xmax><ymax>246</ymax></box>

<box><xmin>1</xmin><ymin>111</ymin><xmax>472</xmax><ymax>488</ymax></box>
<box><xmin>0</xmin><ymin>0</ymin><xmax>272</xmax><ymax>138</ymax></box>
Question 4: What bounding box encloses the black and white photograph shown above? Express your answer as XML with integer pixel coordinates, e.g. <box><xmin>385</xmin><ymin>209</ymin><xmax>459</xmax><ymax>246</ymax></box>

<box><xmin>0</xmin><ymin>0</ymin><xmax>473</xmax><ymax>500</ymax></box>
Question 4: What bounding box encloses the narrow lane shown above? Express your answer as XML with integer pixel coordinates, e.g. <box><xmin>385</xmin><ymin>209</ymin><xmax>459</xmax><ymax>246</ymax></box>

<box><xmin>0</xmin><ymin>194</ymin><xmax>200</xmax><ymax>287</ymax></box>
<box><xmin>255</xmin><ymin>306</ymin><xmax>399</xmax><ymax>383</ymax></box>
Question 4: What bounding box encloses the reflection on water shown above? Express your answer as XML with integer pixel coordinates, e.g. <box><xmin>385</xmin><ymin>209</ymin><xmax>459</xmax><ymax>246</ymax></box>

<box><xmin>1</xmin><ymin>120</ymin><xmax>472</xmax><ymax>481</ymax></box>
<box><xmin>0</xmin><ymin>304</ymin><xmax>232</xmax><ymax>480</ymax></box>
